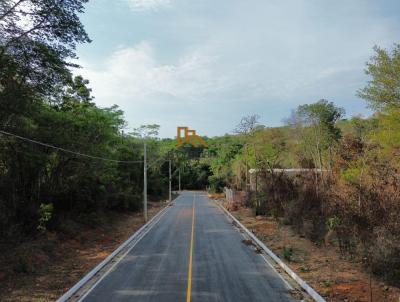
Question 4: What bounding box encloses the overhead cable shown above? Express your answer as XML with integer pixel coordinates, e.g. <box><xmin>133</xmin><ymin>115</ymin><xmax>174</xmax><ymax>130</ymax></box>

<box><xmin>0</xmin><ymin>130</ymin><xmax>144</xmax><ymax>164</ymax></box>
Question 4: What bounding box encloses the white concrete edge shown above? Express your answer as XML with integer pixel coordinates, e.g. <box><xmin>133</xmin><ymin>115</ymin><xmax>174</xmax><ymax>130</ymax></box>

<box><xmin>233</xmin><ymin>216</ymin><xmax>294</xmax><ymax>291</ymax></box>
<box><xmin>57</xmin><ymin>196</ymin><xmax>180</xmax><ymax>302</ymax></box>
<box><xmin>212</xmin><ymin>196</ymin><xmax>294</xmax><ymax>291</ymax></box>
<box><xmin>259</xmin><ymin>254</ymin><xmax>294</xmax><ymax>290</ymax></box>
<box><xmin>217</xmin><ymin>203</ymin><xmax>326</xmax><ymax>302</ymax></box>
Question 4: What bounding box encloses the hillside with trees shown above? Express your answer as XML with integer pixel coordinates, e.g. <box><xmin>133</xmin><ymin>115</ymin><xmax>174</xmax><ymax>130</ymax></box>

<box><xmin>200</xmin><ymin>45</ymin><xmax>400</xmax><ymax>285</ymax></box>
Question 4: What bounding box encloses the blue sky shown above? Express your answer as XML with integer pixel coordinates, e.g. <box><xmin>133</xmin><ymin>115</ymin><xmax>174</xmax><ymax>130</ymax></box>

<box><xmin>74</xmin><ymin>0</ymin><xmax>400</xmax><ymax>137</ymax></box>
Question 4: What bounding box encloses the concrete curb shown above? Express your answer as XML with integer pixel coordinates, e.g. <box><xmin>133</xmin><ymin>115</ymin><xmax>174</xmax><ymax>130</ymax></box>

<box><xmin>217</xmin><ymin>203</ymin><xmax>326</xmax><ymax>302</ymax></box>
<box><xmin>57</xmin><ymin>199</ymin><xmax>176</xmax><ymax>302</ymax></box>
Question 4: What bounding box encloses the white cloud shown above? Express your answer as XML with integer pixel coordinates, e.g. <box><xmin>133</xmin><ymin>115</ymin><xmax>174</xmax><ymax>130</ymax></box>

<box><xmin>126</xmin><ymin>0</ymin><xmax>172</xmax><ymax>11</ymax></box>
<box><xmin>80</xmin><ymin>41</ymin><xmax>228</xmax><ymax>104</ymax></box>
<box><xmin>79</xmin><ymin>38</ymin><xmax>365</xmax><ymax>136</ymax></box>
<box><xmin>77</xmin><ymin>0</ymin><xmax>400</xmax><ymax>136</ymax></box>
<box><xmin>78</xmin><ymin>41</ymin><xmax>236</xmax><ymax>134</ymax></box>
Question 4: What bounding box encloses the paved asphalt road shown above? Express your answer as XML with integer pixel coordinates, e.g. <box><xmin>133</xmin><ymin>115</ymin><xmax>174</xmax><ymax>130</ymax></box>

<box><xmin>81</xmin><ymin>191</ymin><xmax>296</xmax><ymax>302</ymax></box>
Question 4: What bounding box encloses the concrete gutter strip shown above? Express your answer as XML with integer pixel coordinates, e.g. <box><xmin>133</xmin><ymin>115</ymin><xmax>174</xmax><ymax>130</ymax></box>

<box><xmin>57</xmin><ymin>201</ymin><xmax>174</xmax><ymax>302</ymax></box>
<box><xmin>218</xmin><ymin>203</ymin><xmax>326</xmax><ymax>302</ymax></box>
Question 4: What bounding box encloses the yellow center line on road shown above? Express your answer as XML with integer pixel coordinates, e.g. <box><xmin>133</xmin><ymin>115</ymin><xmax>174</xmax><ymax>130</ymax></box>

<box><xmin>186</xmin><ymin>193</ymin><xmax>196</xmax><ymax>302</ymax></box>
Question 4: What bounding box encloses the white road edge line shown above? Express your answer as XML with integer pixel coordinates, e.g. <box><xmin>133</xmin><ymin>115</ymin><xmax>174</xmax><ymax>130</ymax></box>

<box><xmin>216</xmin><ymin>202</ymin><xmax>326</xmax><ymax>302</ymax></box>
<box><xmin>213</xmin><ymin>198</ymin><xmax>294</xmax><ymax>290</ymax></box>
<box><xmin>259</xmin><ymin>254</ymin><xmax>293</xmax><ymax>290</ymax></box>
<box><xmin>210</xmin><ymin>197</ymin><xmax>294</xmax><ymax>291</ymax></box>
<box><xmin>233</xmin><ymin>215</ymin><xmax>294</xmax><ymax>291</ymax></box>
<box><xmin>77</xmin><ymin>206</ymin><xmax>170</xmax><ymax>302</ymax></box>
<box><xmin>57</xmin><ymin>195</ymin><xmax>181</xmax><ymax>302</ymax></box>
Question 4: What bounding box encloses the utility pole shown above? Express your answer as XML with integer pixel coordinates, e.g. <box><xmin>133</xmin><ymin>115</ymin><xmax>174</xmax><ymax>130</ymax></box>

<box><xmin>245</xmin><ymin>145</ymin><xmax>249</xmax><ymax>191</ymax></box>
<box><xmin>143</xmin><ymin>143</ymin><xmax>148</xmax><ymax>222</ymax></box>
<box><xmin>169</xmin><ymin>159</ymin><xmax>172</xmax><ymax>202</ymax></box>
<box><xmin>178</xmin><ymin>167</ymin><xmax>181</xmax><ymax>192</ymax></box>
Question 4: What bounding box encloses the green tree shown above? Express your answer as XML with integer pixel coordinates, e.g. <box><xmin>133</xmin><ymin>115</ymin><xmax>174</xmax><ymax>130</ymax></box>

<box><xmin>234</xmin><ymin>114</ymin><xmax>264</xmax><ymax>191</ymax></box>
<box><xmin>293</xmin><ymin>100</ymin><xmax>344</xmax><ymax>173</ymax></box>
<box><xmin>131</xmin><ymin>124</ymin><xmax>160</xmax><ymax>139</ymax></box>
<box><xmin>0</xmin><ymin>0</ymin><xmax>90</xmax><ymax>129</ymax></box>
<box><xmin>254</xmin><ymin>128</ymin><xmax>286</xmax><ymax>173</ymax></box>
<box><xmin>206</xmin><ymin>135</ymin><xmax>243</xmax><ymax>191</ymax></box>
<box><xmin>358</xmin><ymin>44</ymin><xmax>400</xmax><ymax>110</ymax></box>
<box><xmin>357</xmin><ymin>44</ymin><xmax>400</xmax><ymax>157</ymax></box>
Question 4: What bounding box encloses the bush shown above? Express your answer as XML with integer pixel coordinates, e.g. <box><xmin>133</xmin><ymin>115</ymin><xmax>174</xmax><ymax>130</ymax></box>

<box><xmin>208</xmin><ymin>175</ymin><xmax>226</xmax><ymax>193</ymax></box>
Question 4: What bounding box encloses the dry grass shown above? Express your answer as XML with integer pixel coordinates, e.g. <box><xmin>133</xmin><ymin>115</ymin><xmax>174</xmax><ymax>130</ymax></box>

<box><xmin>207</xmin><ymin>193</ymin><xmax>225</xmax><ymax>200</ymax></box>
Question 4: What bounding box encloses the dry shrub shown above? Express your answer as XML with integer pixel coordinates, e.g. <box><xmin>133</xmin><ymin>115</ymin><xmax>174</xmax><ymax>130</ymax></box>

<box><xmin>369</xmin><ymin>227</ymin><xmax>400</xmax><ymax>283</ymax></box>
<box><xmin>224</xmin><ymin>202</ymin><xmax>239</xmax><ymax>211</ymax></box>
<box><xmin>258</xmin><ymin>172</ymin><xmax>327</xmax><ymax>242</ymax></box>
<box><xmin>255</xmin><ymin>164</ymin><xmax>400</xmax><ymax>284</ymax></box>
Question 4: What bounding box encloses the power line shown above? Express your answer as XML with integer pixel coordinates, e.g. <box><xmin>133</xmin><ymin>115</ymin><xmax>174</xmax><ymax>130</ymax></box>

<box><xmin>0</xmin><ymin>130</ymin><xmax>144</xmax><ymax>164</ymax></box>
<box><xmin>1</xmin><ymin>130</ymin><xmax>177</xmax><ymax>221</ymax></box>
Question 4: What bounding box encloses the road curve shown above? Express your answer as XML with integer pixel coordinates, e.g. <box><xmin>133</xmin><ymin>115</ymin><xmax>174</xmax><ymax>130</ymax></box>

<box><xmin>80</xmin><ymin>191</ymin><xmax>296</xmax><ymax>302</ymax></box>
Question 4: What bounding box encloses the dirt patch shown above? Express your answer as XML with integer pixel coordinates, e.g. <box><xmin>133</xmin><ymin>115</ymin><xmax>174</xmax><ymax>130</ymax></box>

<box><xmin>208</xmin><ymin>193</ymin><xmax>225</xmax><ymax>199</ymax></box>
<box><xmin>226</xmin><ymin>204</ymin><xmax>400</xmax><ymax>302</ymax></box>
<box><xmin>0</xmin><ymin>202</ymin><xmax>165</xmax><ymax>302</ymax></box>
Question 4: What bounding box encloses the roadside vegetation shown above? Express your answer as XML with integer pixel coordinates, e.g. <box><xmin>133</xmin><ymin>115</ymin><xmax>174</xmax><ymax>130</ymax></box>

<box><xmin>0</xmin><ymin>0</ymin><xmax>205</xmax><ymax>242</ymax></box>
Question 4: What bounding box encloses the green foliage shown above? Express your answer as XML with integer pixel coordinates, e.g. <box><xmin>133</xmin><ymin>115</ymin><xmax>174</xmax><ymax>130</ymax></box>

<box><xmin>289</xmin><ymin>99</ymin><xmax>345</xmax><ymax>171</ymax></box>
<box><xmin>0</xmin><ymin>0</ymin><xmax>91</xmax><ymax>129</ymax></box>
<box><xmin>326</xmin><ymin>216</ymin><xmax>340</xmax><ymax>230</ymax></box>
<box><xmin>205</xmin><ymin>135</ymin><xmax>243</xmax><ymax>188</ymax></box>
<box><xmin>341</xmin><ymin>167</ymin><xmax>362</xmax><ymax>184</ymax></box>
<box><xmin>37</xmin><ymin>203</ymin><xmax>54</xmax><ymax>233</ymax></box>
<box><xmin>0</xmin><ymin>73</ymin><xmax>153</xmax><ymax>237</ymax></box>
<box><xmin>208</xmin><ymin>175</ymin><xmax>225</xmax><ymax>193</ymax></box>
<box><xmin>253</xmin><ymin>127</ymin><xmax>287</xmax><ymax>170</ymax></box>
<box><xmin>372</xmin><ymin>108</ymin><xmax>400</xmax><ymax>154</ymax></box>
